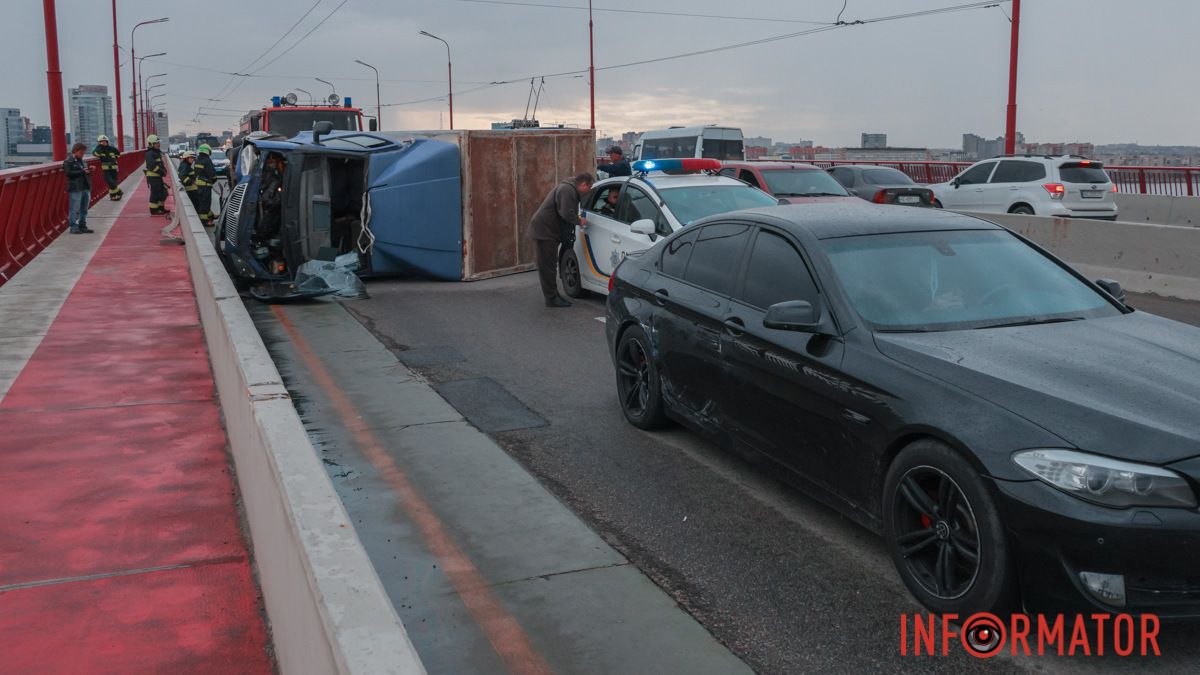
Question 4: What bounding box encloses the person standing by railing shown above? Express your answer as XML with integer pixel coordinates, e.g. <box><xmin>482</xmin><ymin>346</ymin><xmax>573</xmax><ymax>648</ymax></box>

<box><xmin>63</xmin><ymin>143</ymin><xmax>94</xmax><ymax>234</ymax></box>
<box><xmin>92</xmin><ymin>135</ymin><xmax>123</xmax><ymax>201</ymax></box>
<box><xmin>194</xmin><ymin>144</ymin><xmax>218</xmax><ymax>228</ymax></box>
<box><xmin>144</xmin><ymin>134</ymin><xmax>168</xmax><ymax>216</ymax></box>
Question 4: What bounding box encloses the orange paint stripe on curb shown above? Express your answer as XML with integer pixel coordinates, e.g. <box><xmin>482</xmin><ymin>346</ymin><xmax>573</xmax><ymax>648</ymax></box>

<box><xmin>272</xmin><ymin>306</ymin><xmax>554</xmax><ymax>675</ymax></box>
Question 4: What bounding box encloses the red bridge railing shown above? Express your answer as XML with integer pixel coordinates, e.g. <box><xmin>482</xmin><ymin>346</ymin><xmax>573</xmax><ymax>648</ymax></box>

<box><xmin>0</xmin><ymin>150</ymin><xmax>142</xmax><ymax>286</ymax></box>
<box><xmin>812</xmin><ymin>160</ymin><xmax>1199</xmax><ymax>196</ymax></box>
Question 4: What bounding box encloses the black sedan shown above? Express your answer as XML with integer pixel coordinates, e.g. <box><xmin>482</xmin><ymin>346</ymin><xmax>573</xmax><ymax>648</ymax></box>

<box><xmin>605</xmin><ymin>202</ymin><xmax>1200</xmax><ymax>616</ymax></box>
<box><xmin>827</xmin><ymin>164</ymin><xmax>935</xmax><ymax>207</ymax></box>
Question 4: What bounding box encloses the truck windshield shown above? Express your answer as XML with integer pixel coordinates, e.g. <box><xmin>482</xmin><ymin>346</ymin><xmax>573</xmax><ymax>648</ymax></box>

<box><xmin>268</xmin><ymin>110</ymin><xmax>360</xmax><ymax>138</ymax></box>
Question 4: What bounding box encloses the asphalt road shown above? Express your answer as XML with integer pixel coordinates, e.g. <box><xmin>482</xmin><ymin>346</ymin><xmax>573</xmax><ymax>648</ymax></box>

<box><xmin>340</xmin><ymin>277</ymin><xmax>1200</xmax><ymax>674</ymax></box>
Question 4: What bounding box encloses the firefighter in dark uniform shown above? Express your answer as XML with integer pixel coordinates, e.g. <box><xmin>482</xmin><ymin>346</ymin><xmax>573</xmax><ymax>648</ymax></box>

<box><xmin>92</xmin><ymin>135</ymin><xmax>123</xmax><ymax>200</ymax></box>
<box><xmin>143</xmin><ymin>134</ymin><xmax>167</xmax><ymax>215</ymax></box>
<box><xmin>177</xmin><ymin>150</ymin><xmax>199</xmax><ymax>211</ymax></box>
<box><xmin>194</xmin><ymin>144</ymin><xmax>219</xmax><ymax>227</ymax></box>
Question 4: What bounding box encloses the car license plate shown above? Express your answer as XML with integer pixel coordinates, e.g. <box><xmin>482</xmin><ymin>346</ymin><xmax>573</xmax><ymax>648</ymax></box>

<box><xmin>898</xmin><ymin>195</ymin><xmax>921</xmax><ymax>204</ymax></box>
<box><xmin>1081</xmin><ymin>190</ymin><xmax>1104</xmax><ymax>199</ymax></box>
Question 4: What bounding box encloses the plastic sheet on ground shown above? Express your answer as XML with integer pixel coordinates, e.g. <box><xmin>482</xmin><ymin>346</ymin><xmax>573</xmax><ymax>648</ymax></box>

<box><xmin>293</xmin><ymin>252</ymin><xmax>369</xmax><ymax>299</ymax></box>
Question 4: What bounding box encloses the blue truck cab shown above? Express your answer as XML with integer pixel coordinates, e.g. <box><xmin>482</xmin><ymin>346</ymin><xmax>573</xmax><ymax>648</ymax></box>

<box><xmin>217</xmin><ymin>128</ymin><xmax>464</xmax><ymax>299</ymax></box>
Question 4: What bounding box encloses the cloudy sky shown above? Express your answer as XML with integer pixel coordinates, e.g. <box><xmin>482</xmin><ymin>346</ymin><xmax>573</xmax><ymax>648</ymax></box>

<box><xmin>4</xmin><ymin>0</ymin><xmax>1195</xmax><ymax>147</ymax></box>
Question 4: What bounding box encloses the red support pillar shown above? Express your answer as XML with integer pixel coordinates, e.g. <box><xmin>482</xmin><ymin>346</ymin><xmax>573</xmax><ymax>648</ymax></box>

<box><xmin>1004</xmin><ymin>0</ymin><xmax>1021</xmax><ymax>155</ymax></box>
<box><xmin>112</xmin><ymin>1</ymin><xmax>124</xmax><ymax>151</ymax></box>
<box><xmin>42</xmin><ymin>0</ymin><xmax>67</xmax><ymax>161</ymax></box>
<box><xmin>131</xmin><ymin>49</ymin><xmax>139</xmax><ymax>149</ymax></box>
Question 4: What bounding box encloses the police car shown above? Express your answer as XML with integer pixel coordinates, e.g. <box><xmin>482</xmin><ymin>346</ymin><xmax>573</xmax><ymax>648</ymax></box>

<box><xmin>563</xmin><ymin>158</ymin><xmax>778</xmax><ymax>297</ymax></box>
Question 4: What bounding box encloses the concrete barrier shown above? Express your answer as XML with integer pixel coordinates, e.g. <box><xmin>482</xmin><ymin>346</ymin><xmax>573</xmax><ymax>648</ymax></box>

<box><xmin>963</xmin><ymin>211</ymin><xmax>1200</xmax><ymax>301</ymax></box>
<box><xmin>1113</xmin><ymin>193</ymin><xmax>1200</xmax><ymax>227</ymax></box>
<box><xmin>171</xmin><ymin>171</ymin><xmax>426</xmax><ymax>675</ymax></box>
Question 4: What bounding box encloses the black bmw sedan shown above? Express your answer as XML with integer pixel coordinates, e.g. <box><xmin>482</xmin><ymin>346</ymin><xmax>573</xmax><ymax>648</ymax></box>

<box><xmin>605</xmin><ymin>202</ymin><xmax>1200</xmax><ymax>617</ymax></box>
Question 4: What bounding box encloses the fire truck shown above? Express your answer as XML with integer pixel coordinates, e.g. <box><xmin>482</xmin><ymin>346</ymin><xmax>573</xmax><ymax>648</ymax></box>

<box><xmin>239</xmin><ymin>92</ymin><xmax>370</xmax><ymax>140</ymax></box>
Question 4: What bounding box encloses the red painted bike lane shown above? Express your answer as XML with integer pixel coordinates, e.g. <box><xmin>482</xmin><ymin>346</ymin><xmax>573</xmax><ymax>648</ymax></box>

<box><xmin>0</xmin><ymin>182</ymin><xmax>273</xmax><ymax>674</ymax></box>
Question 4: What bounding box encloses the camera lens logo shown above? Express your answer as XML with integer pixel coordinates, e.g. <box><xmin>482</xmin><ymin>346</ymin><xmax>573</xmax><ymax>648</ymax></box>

<box><xmin>961</xmin><ymin>613</ymin><xmax>1005</xmax><ymax>658</ymax></box>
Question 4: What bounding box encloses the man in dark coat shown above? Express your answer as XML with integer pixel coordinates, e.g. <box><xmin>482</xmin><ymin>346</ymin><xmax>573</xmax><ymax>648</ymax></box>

<box><xmin>596</xmin><ymin>146</ymin><xmax>631</xmax><ymax>177</ymax></box>
<box><xmin>528</xmin><ymin>172</ymin><xmax>593</xmax><ymax>307</ymax></box>
<box><xmin>63</xmin><ymin>143</ymin><xmax>94</xmax><ymax>234</ymax></box>
<box><xmin>92</xmin><ymin>135</ymin><xmax>123</xmax><ymax>200</ymax></box>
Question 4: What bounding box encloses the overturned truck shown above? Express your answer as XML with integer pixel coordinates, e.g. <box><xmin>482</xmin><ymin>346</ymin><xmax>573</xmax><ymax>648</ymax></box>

<box><xmin>216</xmin><ymin>125</ymin><xmax>594</xmax><ymax>300</ymax></box>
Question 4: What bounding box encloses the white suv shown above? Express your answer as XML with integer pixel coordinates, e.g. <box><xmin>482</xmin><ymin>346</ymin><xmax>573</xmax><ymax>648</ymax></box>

<box><xmin>931</xmin><ymin>156</ymin><xmax>1118</xmax><ymax>220</ymax></box>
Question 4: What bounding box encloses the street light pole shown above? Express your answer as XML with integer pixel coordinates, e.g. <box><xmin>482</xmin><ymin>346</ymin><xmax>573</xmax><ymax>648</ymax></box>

<box><xmin>588</xmin><ymin>0</ymin><xmax>595</xmax><ymax>130</ymax></box>
<box><xmin>141</xmin><ymin>70</ymin><xmax>165</xmax><ymax>141</ymax></box>
<box><xmin>354</xmin><ymin>59</ymin><xmax>381</xmax><ymax>130</ymax></box>
<box><xmin>315</xmin><ymin>77</ymin><xmax>335</xmax><ymax>99</ymax></box>
<box><xmin>295</xmin><ymin>87</ymin><xmax>314</xmax><ymax>104</ymax></box>
<box><xmin>42</xmin><ymin>0</ymin><xmax>67</xmax><ymax>160</ymax></box>
<box><xmin>1004</xmin><ymin>0</ymin><xmax>1021</xmax><ymax>155</ymax></box>
<box><xmin>131</xmin><ymin>17</ymin><xmax>168</xmax><ymax>147</ymax></box>
<box><xmin>419</xmin><ymin>31</ymin><xmax>452</xmax><ymax>130</ymax></box>
<box><xmin>111</xmin><ymin>1</ymin><xmax>124</xmax><ymax>151</ymax></box>
<box><xmin>145</xmin><ymin>82</ymin><xmax>165</xmax><ymax>135</ymax></box>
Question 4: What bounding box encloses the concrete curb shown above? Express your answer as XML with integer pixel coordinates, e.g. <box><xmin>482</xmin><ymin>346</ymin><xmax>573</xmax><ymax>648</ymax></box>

<box><xmin>962</xmin><ymin>210</ymin><xmax>1200</xmax><ymax>301</ymax></box>
<box><xmin>171</xmin><ymin>170</ymin><xmax>426</xmax><ymax>675</ymax></box>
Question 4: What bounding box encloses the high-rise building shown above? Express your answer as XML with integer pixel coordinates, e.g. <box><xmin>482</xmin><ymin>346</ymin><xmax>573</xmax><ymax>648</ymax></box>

<box><xmin>745</xmin><ymin>136</ymin><xmax>773</xmax><ymax>149</ymax></box>
<box><xmin>69</xmin><ymin>84</ymin><xmax>114</xmax><ymax>147</ymax></box>
<box><xmin>1</xmin><ymin>108</ymin><xmax>23</xmax><ymax>168</ymax></box>
<box><xmin>861</xmin><ymin>133</ymin><xmax>887</xmax><ymax>149</ymax></box>
<box><xmin>152</xmin><ymin>111</ymin><xmax>170</xmax><ymax>143</ymax></box>
<box><xmin>31</xmin><ymin>126</ymin><xmax>51</xmax><ymax>144</ymax></box>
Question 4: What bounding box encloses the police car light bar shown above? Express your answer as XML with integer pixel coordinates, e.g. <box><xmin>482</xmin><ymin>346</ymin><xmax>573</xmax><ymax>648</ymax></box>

<box><xmin>632</xmin><ymin>158</ymin><xmax>722</xmax><ymax>174</ymax></box>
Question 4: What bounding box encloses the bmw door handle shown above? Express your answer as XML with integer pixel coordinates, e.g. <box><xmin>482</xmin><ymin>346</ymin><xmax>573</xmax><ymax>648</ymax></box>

<box><xmin>723</xmin><ymin>316</ymin><xmax>745</xmax><ymax>336</ymax></box>
<box><xmin>653</xmin><ymin>289</ymin><xmax>669</xmax><ymax>306</ymax></box>
<box><xmin>610</xmin><ymin>235</ymin><xmax>622</xmax><ymax>244</ymax></box>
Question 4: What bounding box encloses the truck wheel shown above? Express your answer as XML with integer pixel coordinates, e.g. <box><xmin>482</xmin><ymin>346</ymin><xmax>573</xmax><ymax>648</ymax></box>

<box><xmin>560</xmin><ymin>249</ymin><xmax>587</xmax><ymax>298</ymax></box>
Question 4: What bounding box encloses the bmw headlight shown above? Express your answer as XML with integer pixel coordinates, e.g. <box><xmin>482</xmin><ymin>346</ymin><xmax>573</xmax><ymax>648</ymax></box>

<box><xmin>1013</xmin><ymin>449</ymin><xmax>1197</xmax><ymax>509</ymax></box>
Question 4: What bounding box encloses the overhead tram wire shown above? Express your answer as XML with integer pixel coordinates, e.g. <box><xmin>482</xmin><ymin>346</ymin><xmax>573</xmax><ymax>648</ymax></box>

<box><xmin>210</xmin><ymin>0</ymin><xmax>325</xmax><ymax>101</ymax></box>
<box><xmin>249</xmin><ymin>0</ymin><xmax>350</xmax><ymax>74</ymax></box>
<box><xmin>454</xmin><ymin>0</ymin><xmax>835</xmax><ymax>25</ymax></box>
<box><xmin>379</xmin><ymin>0</ymin><xmax>1006</xmax><ymax>108</ymax></box>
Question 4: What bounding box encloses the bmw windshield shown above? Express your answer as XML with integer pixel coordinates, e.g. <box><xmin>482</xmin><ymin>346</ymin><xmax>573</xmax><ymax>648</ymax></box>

<box><xmin>658</xmin><ymin>185</ymin><xmax>778</xmax><ymax>226</ymax></box>
<box><xmin>822</xmin><ymin>229</ymin><xmax>1123</xmax><ymax>332</ymax></box>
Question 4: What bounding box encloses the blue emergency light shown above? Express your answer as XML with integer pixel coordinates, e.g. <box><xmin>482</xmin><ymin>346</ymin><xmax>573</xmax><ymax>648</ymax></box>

<box><xmin>632</xmin><ymin>158</ymin><xmax>722</xmax><ymax>174</ymax></box>
<box><xmin>344</xmin><ymin>97</ymin><xmax>352</xmax><ymax>108</ymax></box>
<box><xmin>272</xmin><ymin>96</ymin><xmax>282</xmax><ymax>106</ymax></box>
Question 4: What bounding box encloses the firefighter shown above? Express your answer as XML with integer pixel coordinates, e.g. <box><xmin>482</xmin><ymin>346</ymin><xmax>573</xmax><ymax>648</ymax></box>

<box><xmin>178</xmin><ymin>150</ymin><xmax>199</xmax><ymax>211</ymax></box>
<box><xmin>194</xmin><ymin>144</ymin><xmax>219</xmax><ymax>227</ymax></box>
<box><xmin>92</xmin><ymin>134</ymin><xmax>123</xmax><ymax>200</ymax></box>
<box><xmin>144</xmin><ymin>134</ymin><xmax>167</xmax><ymax>215</ymax></box>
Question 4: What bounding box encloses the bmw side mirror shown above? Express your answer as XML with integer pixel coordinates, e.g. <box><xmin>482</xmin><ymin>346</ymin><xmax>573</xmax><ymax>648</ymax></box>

<box><xmin>630</xmin><ymin>219</ymin><xmax>656</xmax><ymax>236</ymax></box>
<box><xmin>1095</xmin><ymin>278</ymin><xmax>1127</xmax><ymax>304</ymax></box>
<box><xmin>763</xmin><ymin>300</ymin><xmax>821</xmax><ymax>331</ymax></box>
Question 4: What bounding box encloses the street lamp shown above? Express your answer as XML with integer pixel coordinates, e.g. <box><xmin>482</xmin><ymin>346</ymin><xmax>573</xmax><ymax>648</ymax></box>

<box><xmin>134</xmin><ymin>52</ymin><xmax>165</xmax><ymax>146</ymax></box>
<box><xmin>354</xmin><ymin>59</ymin><xmax>381</xmax><ymax>131</ymax></box>
<box><xmin>131</xmin><ymin>17</ymin><xmax>168</xmax><ymax>147</ymax></box>
<box><xmin>419</xmin><ymin>31</ymin><xmax>453</xmax><ymax>129</ymax></box>
<box><xmin>315</xmin><ymin>77</ymin><xmax>335</xmax><ymax>100</ymax></box>
<box><xmin>142</xmin><ymin>73</ymin><xmax>166</xmax><ymax>141</ymax></box>
<box><xmin>295</xmin><ymin>87</ymin><xmax>314</xmax><ymax>104</ymax></box>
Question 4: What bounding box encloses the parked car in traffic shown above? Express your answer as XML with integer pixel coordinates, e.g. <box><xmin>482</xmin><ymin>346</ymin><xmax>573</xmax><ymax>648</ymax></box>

<box><xmin>718</xmin><ymin>161</ymin><xmax>856</xmax><ymax>204</ymax></box>
<box><xmin>606</xmin><ymin>201</ymin><xmax>1199</xmax><ymax>617</ymax></box>
<box><xmin>563</xmin><ymin>158</ymin><xmax>778</xmax><ymax>298</ymax></box>
<box><xmin>930</xmin><ymin>156</ymin><xmax>1118</xmax><ymax>219</ymax></box>
<box><xmin>826</xmin><ymin>164</ymin><xmax>935</xmax><ymax>207</ymax></box>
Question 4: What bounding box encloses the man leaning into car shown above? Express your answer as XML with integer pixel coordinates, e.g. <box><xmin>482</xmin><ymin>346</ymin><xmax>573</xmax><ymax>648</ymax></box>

<box><xmin>529</xmin><ymin>172</ymin><xmax>593</xmax><ymax>308</ymax></box>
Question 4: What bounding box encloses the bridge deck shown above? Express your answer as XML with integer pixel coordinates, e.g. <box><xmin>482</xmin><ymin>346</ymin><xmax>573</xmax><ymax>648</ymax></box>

<box><xmin>0</xmin><ymin>177</ymin><xmax>272</xmax><ymax>673</ymax></box>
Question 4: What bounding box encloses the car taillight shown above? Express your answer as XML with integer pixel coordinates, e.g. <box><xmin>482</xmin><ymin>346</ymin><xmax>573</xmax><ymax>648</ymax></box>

<box><xmin>1042</xmin><ymin>183</ymin><xmax>1065</xmax><ymax>200</ymax></box>
<box><xmin>608</xmin><ymin>275</ymin><xmax>615</xmax><ymax>293</ymax></box>
<box><xmin>873</xmin><ymin>189</ymin><xmax>888</xmax><ymax>204</ymax></box>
